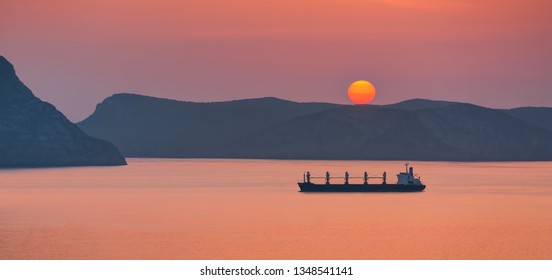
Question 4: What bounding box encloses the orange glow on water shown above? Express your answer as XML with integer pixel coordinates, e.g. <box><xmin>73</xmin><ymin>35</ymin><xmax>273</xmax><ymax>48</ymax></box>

<box><xmin>0</xmin><ymin>159</ymin><xmax>551</xmax><ymax>259</ymax></box>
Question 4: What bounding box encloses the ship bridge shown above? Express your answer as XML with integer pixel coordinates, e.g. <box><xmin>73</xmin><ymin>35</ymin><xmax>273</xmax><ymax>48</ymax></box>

<box><xmin>396</xmin><ymin>163</ymin><xmax>423</xmax><ymax>185</ymax></box>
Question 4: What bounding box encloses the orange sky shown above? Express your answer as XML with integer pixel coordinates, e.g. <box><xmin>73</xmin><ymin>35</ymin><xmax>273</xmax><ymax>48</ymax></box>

<box><xmin>1</xmin><ymin>0</ymin><xmax>550</xmax><ymax>120</ymax></box>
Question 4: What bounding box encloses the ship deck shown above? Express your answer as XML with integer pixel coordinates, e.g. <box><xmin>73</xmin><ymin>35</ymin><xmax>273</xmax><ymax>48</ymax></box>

<box><xmin>298</xmin><ymin>182</ymin><xmax>425</xmax><ymax>192</ymax></box>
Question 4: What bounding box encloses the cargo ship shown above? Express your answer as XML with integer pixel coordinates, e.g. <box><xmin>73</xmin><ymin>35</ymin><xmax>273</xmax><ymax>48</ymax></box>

<box><xmin>298</xmin><ymin>163</ymin><xmax>425</xmax><ymax>192</ymax></box>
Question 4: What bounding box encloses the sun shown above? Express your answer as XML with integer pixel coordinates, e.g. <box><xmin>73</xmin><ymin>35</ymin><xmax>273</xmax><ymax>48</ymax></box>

<box><xmin>348</xmin><ymin>80</ymin><xmax>376</xmax><ymax>104</ymax></box>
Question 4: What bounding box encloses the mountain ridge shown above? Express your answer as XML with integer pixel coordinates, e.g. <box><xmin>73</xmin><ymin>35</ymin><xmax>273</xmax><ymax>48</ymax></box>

<box><xmin>78</xmin><ymin>93</ymin><xmax>552</xmax><ymax>161</ymax></box>
<box><xmin>0</xmin><ymin>56</ymin><xmax>126</xmax><ymax>167</ymax></box>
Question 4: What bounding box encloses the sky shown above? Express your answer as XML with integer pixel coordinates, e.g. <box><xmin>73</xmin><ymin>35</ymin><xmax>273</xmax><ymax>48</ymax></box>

<box><xmin>1</xmin><ymin>0</ymin><xmax>551</xmax><ymax>121</ymax></box>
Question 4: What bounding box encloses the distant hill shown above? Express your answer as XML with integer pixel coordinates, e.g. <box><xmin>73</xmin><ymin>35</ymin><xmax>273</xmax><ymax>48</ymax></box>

<box><xmin>78</xmin><ymin>94</ymin><xmax>339</xmax><ymax>157</ymax></box>
<box><xmin>0</xmin><ymin>56</ymin><xmax>126</xmax><ymax>167</ymax></box>
<box><xmin>503</xmin><ymin>107</ymin><xmax>552</xmax><ymax>134</ymax></box>
<box><xmin>232</xmin><ymin>103</ymin><xmax>552</xmax><ymax>160</ymax></box>
<box><xmin>384</xmin><ymin>98</ymin><xmax>456</xmax><ymax>110</ymax></box>
<box><xmin>77</xmin><ymin>94</ymin><xmax>552</xmax><ymax>161</ymax></box>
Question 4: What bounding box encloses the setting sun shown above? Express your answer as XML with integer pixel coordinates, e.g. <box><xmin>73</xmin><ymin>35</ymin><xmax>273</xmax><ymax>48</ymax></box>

<box><xmin>348</xmin><ymin>80</ymin><xmax>376</xmax><ymax>104</ymax></box>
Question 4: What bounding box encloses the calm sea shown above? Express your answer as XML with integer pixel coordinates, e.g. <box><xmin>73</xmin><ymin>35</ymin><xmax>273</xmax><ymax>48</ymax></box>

<box><xmin>1</xmin><ymin>159</ymin><xmax>551</xmax><ymax>259</ymax></box>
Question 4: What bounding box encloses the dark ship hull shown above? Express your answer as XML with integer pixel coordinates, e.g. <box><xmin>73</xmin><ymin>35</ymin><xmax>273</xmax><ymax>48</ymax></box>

<box><xmin>298</xmin><ymin>182</ymin><xmax>425</xmax><ymax>192</ymax></box>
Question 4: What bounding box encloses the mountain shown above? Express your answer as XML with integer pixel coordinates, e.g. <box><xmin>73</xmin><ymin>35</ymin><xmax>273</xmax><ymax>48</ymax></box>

<box><xmin>384</xmin><ymin>98</ymin><xmax>456</xmax><ymax>110</ymax></box>
<box><xmin>77</xmin><ymin>93</ymin><xmax>340</xmax><ymax>157</ymax></box>
<box><xmin>503</xmin><ymin>107</ymin><xmax>552</xmax><ymax>134</ymax></box>
<box><xmin>0</xmin><ymin>56</ymin><xmax>126</xmax><ymax>167</ymax></box>
<box><xmin>234</xmin><ymin>103</ymin><xmax>552</xmax><ymax>160</ymax></box>
<box><xmin>78</xmin><ymin>94</ymin><xmax>552</xmax><ymax>161</ymax></box>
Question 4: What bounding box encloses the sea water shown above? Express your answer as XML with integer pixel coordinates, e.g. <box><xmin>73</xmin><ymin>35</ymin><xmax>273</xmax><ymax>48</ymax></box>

<box><xmin>1</xmin><ymin>159</ymin><xmax>551</xmax><ymax>259</ymax></box>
